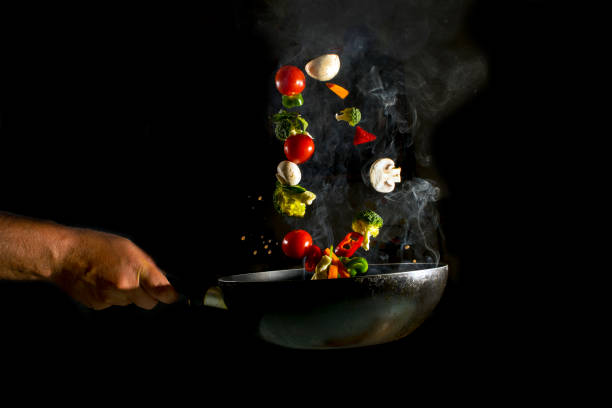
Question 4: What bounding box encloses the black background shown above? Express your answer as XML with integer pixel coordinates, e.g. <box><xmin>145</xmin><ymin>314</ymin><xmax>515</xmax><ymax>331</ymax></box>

<box><xmin>0</xmin><ymin>0</ymin><xmax>574</xmax><ymax>389</ymax></box>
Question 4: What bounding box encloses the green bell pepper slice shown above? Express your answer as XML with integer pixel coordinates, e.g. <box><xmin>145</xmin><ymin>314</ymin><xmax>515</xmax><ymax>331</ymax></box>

<box><xmin>281</xmin><ymin>93</ymin><xmax>304</xmax><ymax>108</ymax></box>
<box><xmin>345</xmin><ymin>257</ymin><xmax>368</xmax><ymax>276</ymax></box>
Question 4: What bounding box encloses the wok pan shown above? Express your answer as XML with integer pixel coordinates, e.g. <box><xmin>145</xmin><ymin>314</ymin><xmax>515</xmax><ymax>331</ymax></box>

<box><xmin>169</xmin><ymin>262</ymin><xmax>447</xmax><ymax>350</ymax></box>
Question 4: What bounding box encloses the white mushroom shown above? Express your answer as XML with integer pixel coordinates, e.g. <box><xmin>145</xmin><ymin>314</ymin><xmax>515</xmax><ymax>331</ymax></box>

<box><xmin>304</xmin><ymin>54</ymin><xmax>341</xmax><ymax>81</ymax></box>
<box><xmin>369</xmin><ymin>158</ymin><xmax>401</xmax><ymax>193</ymax></box>
<box><xmin>276</xmin><ymin>160</ymin><xmax>301</xmax><ymax>186</ymax></box>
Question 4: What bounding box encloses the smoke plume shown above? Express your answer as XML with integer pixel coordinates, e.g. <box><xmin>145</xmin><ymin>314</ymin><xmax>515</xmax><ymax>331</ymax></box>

<box><xmin>257</xmin><ymin>0</ymin><xmax>486</xmax><ymax>265</ymax></box>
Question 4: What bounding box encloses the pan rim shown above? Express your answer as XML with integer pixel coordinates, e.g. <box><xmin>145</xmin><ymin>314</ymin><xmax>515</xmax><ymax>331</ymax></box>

<box><xmin>217</xmin><ymin>262</ymin><xmax>448</xmax><ymax>284</ymax></box>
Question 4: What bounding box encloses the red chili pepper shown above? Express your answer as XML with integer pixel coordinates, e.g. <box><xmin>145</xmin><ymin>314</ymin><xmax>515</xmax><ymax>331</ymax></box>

<box><xmin>304</xmin><ymin>245</ymin><xmax>322</xmax><ymax>272</ymax></box>
<box><xmin>354</xmin><ymin>126</ymin><xmax>377</xmax><ymax>145</ymax></box>
<box><xmin>334</xmin><ymin>232</ymin><xmax>364</xmax><ymax>257</ymax></box>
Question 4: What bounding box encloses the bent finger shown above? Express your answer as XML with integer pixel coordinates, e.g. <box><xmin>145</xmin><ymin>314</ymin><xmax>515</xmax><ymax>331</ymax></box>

<box><xmin>139</xmin><ymin>265</ymin><xmax>180</xmax><ymax>304</ymax></box>
<box><xmin>126</xmin><ymin>287</ymin><xmax>159</xmax><ymax>310</ymax></box>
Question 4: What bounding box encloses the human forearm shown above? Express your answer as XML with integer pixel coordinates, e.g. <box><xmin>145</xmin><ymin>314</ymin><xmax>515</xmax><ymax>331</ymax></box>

<box><xmin>0</xmin><ymin>211</ymin><xmax>75</xmax><ymax>281</ymax></box>
<box><xmin>0</xmin><ymin>211</ymin><xmax>178</xmax><ymax>309</ymax></box>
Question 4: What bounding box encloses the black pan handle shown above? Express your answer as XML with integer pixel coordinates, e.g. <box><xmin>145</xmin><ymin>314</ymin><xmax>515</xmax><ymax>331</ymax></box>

<box><xmin>165</xmin><ymin>272</ymin><xmax>227</xmax><ymax>310</ymax></box>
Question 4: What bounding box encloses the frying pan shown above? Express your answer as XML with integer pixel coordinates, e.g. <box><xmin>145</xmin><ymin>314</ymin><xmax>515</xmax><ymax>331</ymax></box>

<box><xmin>168</xmin><ymin>262</ymin><xmax>447</xmax><ymax>350</ymax></box>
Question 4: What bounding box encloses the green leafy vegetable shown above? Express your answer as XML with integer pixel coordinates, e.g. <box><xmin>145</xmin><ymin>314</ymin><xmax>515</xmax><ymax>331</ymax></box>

<box><xmin>271</xmin><ymin>109</ymin><xmax>309</xmax><ymax>141</ymax></box>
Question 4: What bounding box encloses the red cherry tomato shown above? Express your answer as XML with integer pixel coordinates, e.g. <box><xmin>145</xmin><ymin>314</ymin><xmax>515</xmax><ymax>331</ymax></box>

<box><xmin>281</xmin><ymin>230</ymin><xmax>313</xmax><ymax>259</ymax></box>
<box><xmin>275</xmin><ymin>66</ymin><xmax>305</xmax><ymax>96</ymax></box>
<box><xmin>304</xmin><ymin>245</ymin><xmax>322</xmax><ymax>272</ymax></box>
<box><xmin>284</xmin><ymin>133</ymin><xmax>315</xmax><ymax>164</ymax></box>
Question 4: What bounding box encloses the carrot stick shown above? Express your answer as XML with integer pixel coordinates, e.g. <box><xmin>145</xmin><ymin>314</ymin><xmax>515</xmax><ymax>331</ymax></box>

<box><xmin>329</xmin><ymin>251</ymin><xmax>339</xmax><ymax>263</ymax></box>
<box><xmin>325</xmin><ymin>83</ymin><xmax>349</xmax><ymax>99</ymax></box>
<box><xmin>325</xmin><ymin>246</ymin><xmax>340</xmax><ymax>263</ymax></box>
<box><xmin>328</xmin><ymin>264</ymin><xmax>338</xmax><ymax>279</ymax></box>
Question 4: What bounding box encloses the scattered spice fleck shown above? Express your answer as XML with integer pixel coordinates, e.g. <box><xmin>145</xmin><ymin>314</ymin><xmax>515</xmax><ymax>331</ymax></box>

<box><xmin>412</xmin><ymin>259</ymin><xmax>417</xmax><ymax>263</ymax></box>
<box><xmin>267</xmin><ymin>250</ymin><xmax>272</xmax><ymax>255</ymax></box>
<box><xmin>264</xmin><ymin>245</ymin><xmax>268</xmax><ymax>249</ymax></box>
<box><xmin>260</xmin><ymin>235</ymin><xmax>264</xmax><ymax>239</ymax></box>
<box><xmin>241</xmin><ymin>236</ymin><xmax>246</xmax><ymax>241</ymax></box>
<box><xmin>268</xmin><ymin>239</ymin><xmax>272</xmax><ymax>243</ymax></box>
<box><xmin>257</xmin><ymin>196</ymin><xmax>262</xmax><ymax>201</ymax></box>
<box><xmin>404</xmin><ymin>245</ymin><xmax>410</xmax><ymax>250</ymax></box>
<box><xmin>253</xmin><ymin>250</ymin><xmax>258</xmax><ymax>255</ymax></box>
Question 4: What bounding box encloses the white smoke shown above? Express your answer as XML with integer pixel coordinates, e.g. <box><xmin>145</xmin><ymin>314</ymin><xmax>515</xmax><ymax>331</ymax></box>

<box><xmin>258</xmin><ymin>0</ymin><xmax>487</xmax><ymax>265</ymax></box>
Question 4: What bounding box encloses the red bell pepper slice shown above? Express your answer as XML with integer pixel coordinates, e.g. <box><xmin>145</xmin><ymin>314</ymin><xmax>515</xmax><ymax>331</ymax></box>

<box><xmin>334</xmin><ymin>232</ymin><xmax>364</xmax><ymax>258</ymax></box>
<box><xmin>304</xmin><ymin>245</ymin><xmax>322</xmax><ymax>272</ymax></box>
<box><xmin>354</xmin><ymin>126</ymin><xmax>376</xmax><ymax>145</ymax></box>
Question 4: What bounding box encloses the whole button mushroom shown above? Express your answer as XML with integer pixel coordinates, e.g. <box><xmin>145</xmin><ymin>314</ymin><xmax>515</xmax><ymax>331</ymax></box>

<box><xmin>304</xmin><ymin>54</ymin><xmax>341</xmax><ymax>82</ymax></box>
<box><xmin>369</xmin><ymin>158</ymin><xmax>401</xmax><ymax>193</ymax></box>
<box><xmin>276</xmin><ymin>160</ymin><xmax>301</xmax><ymax>186</ymax></box>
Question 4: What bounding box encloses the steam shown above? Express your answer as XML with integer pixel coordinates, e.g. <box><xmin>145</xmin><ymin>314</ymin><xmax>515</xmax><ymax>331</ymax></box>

<box><xmin>259</xmin><ymin>0</ymin><xmax>486</xmax><ymax>265</ymax></box>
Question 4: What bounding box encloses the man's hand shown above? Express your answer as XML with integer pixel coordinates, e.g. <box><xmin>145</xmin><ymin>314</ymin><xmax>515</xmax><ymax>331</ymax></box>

<box><xmin>52</xmin><ymin>229</ymin><xmax>179</xmax><ymax>310</ymax></box>
<box><xmin>0</xmin><ymin>212</ymin><xmax>179</xmax><ymax>310</ymax></box>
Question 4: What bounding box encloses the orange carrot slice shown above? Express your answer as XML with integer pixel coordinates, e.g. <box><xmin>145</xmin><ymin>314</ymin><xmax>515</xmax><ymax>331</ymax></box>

<box><xmin>328</xmin><ymin>264</ymin><xmax>339</xmax><ymax>279</ymax></box>
<box><xmin>325</xmin><ymin>83</ymin><xmax>349</xmax><ymax>99</ymax></box>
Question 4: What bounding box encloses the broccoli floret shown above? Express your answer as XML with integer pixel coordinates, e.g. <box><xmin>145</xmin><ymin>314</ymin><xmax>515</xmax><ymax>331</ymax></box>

<box><xmin>351</xmin><ymin>210</ymin><xmax>383</xmax><ymax>250</ymax></box>
<box><xmin>335</xmin><ymin>107</ymin><xmax>361</xmax><ymax>127</ymax></box>
<box><xmin>273</xmin><ymin>181</ymin><xmax>316</xmax><ymax>217</ymax></box>
<box><xmin>354</xmin><ymin>209</ymin><xmax>383</xmax><ymax>228</ymax></box>
<box><xmin>271</xmin><ymin>110</ymin><xmax>308</xmax><ymax>141</ymax></box>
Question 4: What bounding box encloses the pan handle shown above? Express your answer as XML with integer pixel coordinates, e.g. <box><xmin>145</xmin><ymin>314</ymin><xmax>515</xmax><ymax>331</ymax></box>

<box><xmin>165</xmin><ymin>272</ymin><xmax>227</xmax><ymax>310</ymax></box>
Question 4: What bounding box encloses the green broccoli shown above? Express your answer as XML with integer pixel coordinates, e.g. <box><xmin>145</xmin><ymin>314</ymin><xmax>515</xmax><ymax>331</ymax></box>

<box><xmin>335</xmin><ymin>107</ymin><xmax>361</xmax><ymax>127</ymax></box>
<box><xmin>271</xmin><ymin>110</ymin><xmax>309</xmax><ymax>141</ymax></box>
<box><xmin>273</xmin><ymin>181</ymin><xmax>316</xmax><ymax>217</ymax></box>
<box><xmin>351</xmin><ymin>209</ymin><xmax>383</xmax><ymax>250</ymax></box>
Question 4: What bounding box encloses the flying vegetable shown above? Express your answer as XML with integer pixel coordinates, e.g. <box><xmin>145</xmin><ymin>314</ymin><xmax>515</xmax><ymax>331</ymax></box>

<box><xmin>351</xmin><ymin>210</ymin><xmax>383</xmax><ymax>251</ymax></box>
<box><xmin>271</xmin><ymin>110</ymin><xmax>309</xmax><ymax>141</ymax></box>
<box><xmin>335</xmin><ymin>107</ymin><xmax>361</xmax><ymax>127</ymax></box>
<box><xmin>276</xmin><ymin>160</ymin><xmax>301</xmax><ymax>186</ymax></box>
<box><xmin>369</xmin><ymin>158</ymin><xmax>401</xmax><ymax>193</ymax></box>
<box><xmin>272</xmin><ymin>181</ymin><xmax>316</xmax><ymax>218</ymax></box>
<box><xmin>305</xmin><ymin>54</ymin><xmax>340</xmax><ymax>81</ymax></box>
<box><xmin>341</xmin><ymin>256</ymin><xmax>369</xmax><ymax>277</ymax></box>
<box><xmin>334</xmin><ymin>231</ymin><xmax>364</xmax><ymax>258</ymax></box>
<box><xmin>311</xmin><ymin>246</ymin><xmax>369</xmax><ymax>280</ymax></box>
<box><xmin>275</xmin><ymin>65</ymin><xmax>306</xmax><ymax>108</ymax></box>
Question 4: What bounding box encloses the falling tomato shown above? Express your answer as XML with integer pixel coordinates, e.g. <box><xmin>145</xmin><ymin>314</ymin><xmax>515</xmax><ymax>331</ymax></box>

<box><xmin>281</xmin><ymin>230</ymin><xmax>313</xmax><ymax>259</ymax></box>
<box><xmin>284</xmin><ymin>133</ymin><xmax>315</xmax><ymax>164</ymax></box>
<box><xmin>275</xmin><ymin>66</ymin><xmax>306</xmax><ymax>96</ymax></box>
